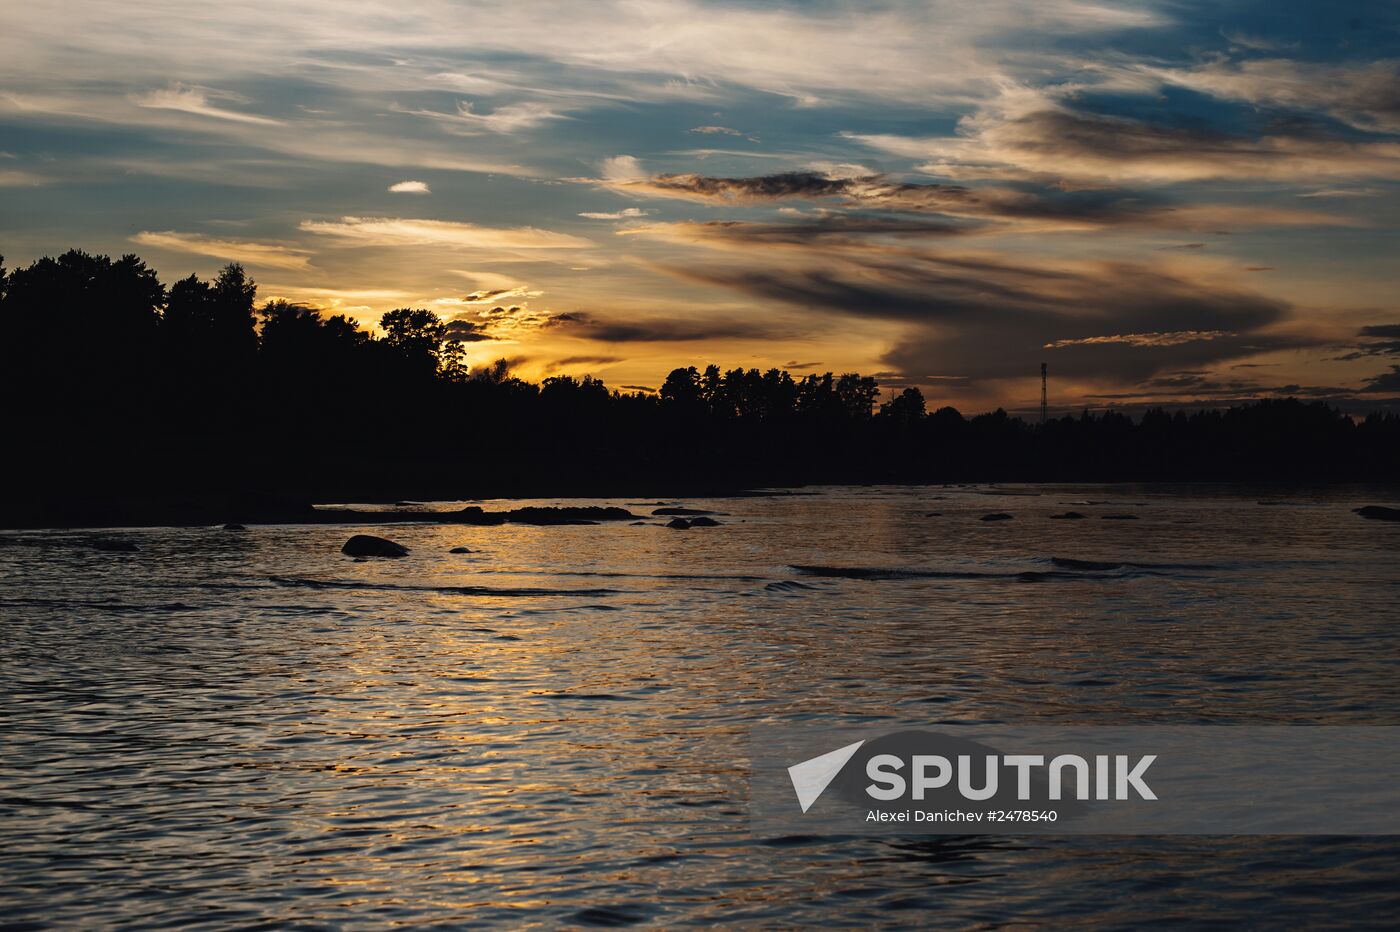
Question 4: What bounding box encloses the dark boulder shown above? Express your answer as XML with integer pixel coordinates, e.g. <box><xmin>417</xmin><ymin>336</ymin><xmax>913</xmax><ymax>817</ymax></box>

<box><xmin>222</xmin><ymin>523</ymin><xmax>247</xmax><ymax>531</ymax></box>
<box><xmin>666</xmin><ymin>518</ymin><xmax>691</xmax><ymax>529</ymax></box>
<box><xmin>981</xmin><ymin>513</ymin><xmax>1013</xmax><ymax>522</ymax></box>
<box><xmin>1050</xmin><ymin>512</ymin><xmax>1086</xmax><ymax>520</ymax></box>
<box><xmin>1355</xmin><ymin>505</ymin><xmax>1400</xmax><ymax>522</ymax></box>
<box><xmin>342</xmin><ymin>535</ymin><xmax>409</xmax><ymax>557</ymax></box>
<box><xmin>688</xmin><ymin>516</ymin><xmax>721</xmax><ymax>527</ymax></box>
<box><xmin>449</xmin><ymin>546</ymin><xmax>472</xmax><ymax>554</ymax></box>
<box><xmin>91</xmin><ymin>538</ymin><xmax>138</xmax><ymax>552</ymax></box>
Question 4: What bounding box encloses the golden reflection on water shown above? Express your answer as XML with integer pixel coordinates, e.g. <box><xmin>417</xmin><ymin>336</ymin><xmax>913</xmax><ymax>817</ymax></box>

<box><xmin>2</xmin><ymin>485</ymin><xmax>1399</xmax><ymax>925</ymax></box>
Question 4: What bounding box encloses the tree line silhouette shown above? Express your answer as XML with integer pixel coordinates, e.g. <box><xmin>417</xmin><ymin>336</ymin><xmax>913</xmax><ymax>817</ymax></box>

<box><xmin>2</xmin><ymin>250</ymin><xmax>1397</xmax><ymax>524</ymax></box>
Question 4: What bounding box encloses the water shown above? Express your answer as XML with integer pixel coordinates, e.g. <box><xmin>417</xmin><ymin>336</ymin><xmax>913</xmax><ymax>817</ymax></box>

<box><xmin>3</xmin><ymin>485</ymin><xmax>1399</xmax><ymax>927</ymax></box>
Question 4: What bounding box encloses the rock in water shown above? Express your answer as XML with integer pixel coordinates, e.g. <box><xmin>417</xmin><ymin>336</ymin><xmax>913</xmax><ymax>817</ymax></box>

<box><xmin>342</xmin><ymin>535</ymin><xmax>409</xmax><ymax>557</ymax></box>
<box><xmin>453</xmin><ymin>505</ymin><xmax>637</xmax><ymax>526</ymax></box>
<box><xmin>666</xmin><ymin>518</ymin><xmax>692</xmax><ymax>530</ymax></box>
<box><xmin>688</xmin><ymin>516</ymin><xmax>721</xmax><ymax>527</ymax></box>
<box><xmin>1102</xmin><ymin>514</ymin><xmax>1139</xmax><ymax>520</ymax></box>
<box><xmin>91</xmin><ymin>538</ymin><xmax>138</xmax><ymax>552</ymax></box>
<box><xmin>1355</xmin><ymin>505</ymin><xmax>1400</xmax><ymax>522</ymax></box>
<box><xmin>449</xmin><ymin>546</ymin><xmax>472</xmax><ymax>554</ymax></box>
<box><xmin>981</xmin><ymin>513</ymin><xmax>1013</xmax><ymax>522</ymax></box>
<box><xmin>1050</xmin><ymin>512</ymin><xmax>1086</xmax><ymax>520</ymax></box>
<box><xmin>651</xmin><ymin>507</ymin><xmax>716</xmax><ymax>516</ymax></box>
<box><xmin>454</xmin><ymin>506</ymin><xmax>509</xmax><ymax>526</ymax></box>
<box><xmin>222</xmin><ymin>523</ymin><xmax>247</xmax><ymax>531</ymax></box>
<box><xmin>507</xmin><ymin>506</ymin><xmax>635</xmax><ymax>525</ymax></box>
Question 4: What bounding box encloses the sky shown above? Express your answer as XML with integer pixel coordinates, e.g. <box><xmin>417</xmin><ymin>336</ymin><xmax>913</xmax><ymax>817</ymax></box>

<box><xmin>2</xmin><ymin>0</ymin><xmax>1399</xmax><ymax>414</ymax></box>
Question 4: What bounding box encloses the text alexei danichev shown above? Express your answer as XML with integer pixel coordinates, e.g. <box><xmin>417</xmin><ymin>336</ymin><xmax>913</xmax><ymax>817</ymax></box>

<box><xmin>866</xmin><ymin>809</ymin><xmax>1060</xmax><ymax>823</ymax></box>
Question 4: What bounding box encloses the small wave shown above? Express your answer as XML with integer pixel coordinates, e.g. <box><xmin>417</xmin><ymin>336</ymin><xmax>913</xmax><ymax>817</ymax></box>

<box><xmin>765</xmin><ymin>580</ymin><xmax>819</xmax><ymax>592</ymax></box>
<box><xmin>791</xmin><ymin>560</ymin><xmax>1220</xmax><ymax>581</ymax></box>
<box><xmin>1049</xmin><ymin>557</ymin><xmax>1124</xmax><ymax>571</ymax></box>
<box><xmin>268</xmin><ymin>576</ymin><xmax>621</xmax><ymax>597</ymax></box>
<box><xmin>535</xmin><ymin>692</ymin><xmax>642</xmax><ymax>702</ymax></box>
<box><xmin>571</xmin><ymin>905</ymin><xmax>652</xmax><ymax>927</ymax></box>
<box><xmin>790</xmin><ymin>564</ymin><xmax>1070</xmax><ymax>581</ymax></box>
<box><xmin>0</xmin><ymin>596</ymin><xmax>199</xmax><ymax>613</ymax></box>
<box><xmin>490</xmin><ymin>569</ymin><xmax>767</xmax><ymax>582</ymax></box>
<box><xmin>1049</xmin><ymin>556</ymin><xmax>1222</xmax><ymax>571</ymax></box>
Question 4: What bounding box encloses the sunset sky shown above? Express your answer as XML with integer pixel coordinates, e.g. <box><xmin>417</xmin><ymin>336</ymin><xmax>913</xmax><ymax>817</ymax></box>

<box><xmin>3</xmin><ymin>0</ymin><xmax>1399</xmax><ymax>413</ymax></box>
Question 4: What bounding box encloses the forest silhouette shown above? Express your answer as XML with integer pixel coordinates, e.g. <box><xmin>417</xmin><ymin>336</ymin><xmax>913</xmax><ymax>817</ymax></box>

<box><xmin>3</xmin><ymin>250</ymin><xmax>1398</xmax><ymax>526</ymax></box>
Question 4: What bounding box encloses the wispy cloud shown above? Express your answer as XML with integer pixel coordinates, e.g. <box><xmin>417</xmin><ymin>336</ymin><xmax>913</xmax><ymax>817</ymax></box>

<box><xmin>612</xmin><ymin>169</ymin><xmax>1351</xmax><ymax>232</ymax></box>
<box><xmin>0</xmin><ymin>168</ymin><xmax>46</xmax><ymax>186</ymax></box>
<box><xmin>579</xmin><ymin>207</ymin><xmax>647</xmax><ymax>220</ymax></box>
<box><xmin>400</xmin><ymin>100</ymin><xmax>571</xmax><ymax>134</ymax></box>
<box><xmin>640</xmin><ymin>229</ymin><xmax>1312</xmax><ymax>387</ymax></box>
<box><xmin>1153</xmin><ymin>58</ymin><xmax>1400</xmax><ymax>133</ymax></box>
<box><xmin>134</xmin><ymin>84</ymin><xmax>282</xmax><ymax>125</ymax></box>
<box><xmin>1298</xmin><ymin>187</ymin><xmax>1383</xmax><ymax>198</ymax></box>
<box><xmin>599</xmin><ymin>155</ymin><xmax>647</xmax><ymax>183</ymax></box>
<box><xmin>848</xmin><ymin>106</ymin><xmax>1400</xmax><ymax>185</ymax></box>
<box><xmin>1044</xmin><ymin>330</ymin><xmax>1233</xmax><ymax>349</ymax></box>
<box><xmin>1219</xmin><ymin>29</ymin><xmax>1299</xmax><ymax>53</ymax></box>
<box><xmin>131</xmin><ymin>230</ymin><xmax>312</xmax><ymax>269</ymax></box>
<box><xmin>300</xmin><ymin>216</ymin><xmax>593</xmax><ymax>250</ymax></box>
<box><xmin>547</xmin><ymin>310</ymin><xmax>788</xmax><ymax>343</ymax></box>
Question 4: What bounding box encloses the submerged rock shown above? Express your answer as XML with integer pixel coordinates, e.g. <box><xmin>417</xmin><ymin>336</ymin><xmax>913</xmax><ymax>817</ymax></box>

<box><xmin>449</xmin><ymin>546</ymin><xmax>472</xmax><ymax>554</ymax></box>
<box><xmin>666</xmin><ymin>518</ymin><xmax>691</xmax><ymax>529</ymax></box>
<box><xmin>1050</xmin><ymin>512</ymin><xmax>1086</xmax><ymax>520</ymax></box>
<box><xmin>651</xmin><ymin>507</ymin><xmax>716</xmax><ymax>516</ymax></box>
<box><xmin>980</xmin><ymin>513</ymin><xmax>1013</xmax><ymax>521</ymax></box>
<box><xmin>91</xmin><ymin>538</ymin><xmax>139</xmax><ymax>552</ymax></box>
<box><xmin>924</xmin><ymin>511</ymin><xmax>943</xmax><ymax>517</ymax></box>
<box><xmin>688</xmin><ymin>516</ymin><xmax>721</xmax><ymax>527</ymax></box>
<box><xmin>1101</xmin><ymin>514</ymin><xmax>1140</xmax><ymax>520</ymax></box>
<box><xmin>222</xmin><ymin>523</ymin><xmax>247</xmax><ymax>531</ymax></box>
<box><xmin>1355</xmin><ymin>505</ymin><xmax>1400</xmax><ymax>522</ymax></box>
<box><xmin>341</xmin><ymin>534</ymin><xmax>409</xmax><ymax>557</ymax></box>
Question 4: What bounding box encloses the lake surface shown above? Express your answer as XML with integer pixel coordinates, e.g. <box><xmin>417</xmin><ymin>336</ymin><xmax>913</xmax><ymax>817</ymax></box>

<box><xmin>3</xmin><ymin>484</ymin><xmax>1400</xmax><ymax>928</ymax></box>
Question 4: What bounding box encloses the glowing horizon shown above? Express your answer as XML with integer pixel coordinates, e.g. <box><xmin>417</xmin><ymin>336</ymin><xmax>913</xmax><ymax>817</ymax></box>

<box><xmin>2</xmin><ymin>0</ymin><xmax>1399</xmax><ymax>412</ymax></box>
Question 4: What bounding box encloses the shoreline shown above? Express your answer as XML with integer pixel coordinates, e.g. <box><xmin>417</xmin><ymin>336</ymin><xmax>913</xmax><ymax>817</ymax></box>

<box><xmin>3</xmin><ymin>481</ymin><xmax>1398</xmax><ymax>532</ymax></box>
